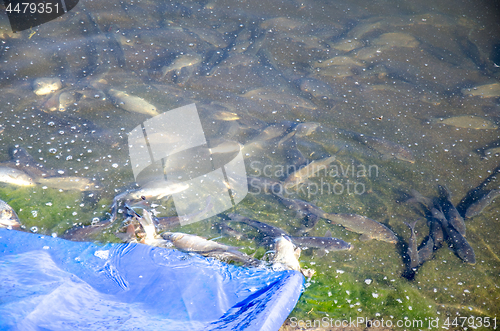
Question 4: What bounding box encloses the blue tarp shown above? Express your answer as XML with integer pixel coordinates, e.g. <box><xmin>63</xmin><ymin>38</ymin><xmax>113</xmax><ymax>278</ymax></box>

<box><xmin>0</xmin><ymin>228</ymin><xmax>304</xmax><ymax>330</ymax></box>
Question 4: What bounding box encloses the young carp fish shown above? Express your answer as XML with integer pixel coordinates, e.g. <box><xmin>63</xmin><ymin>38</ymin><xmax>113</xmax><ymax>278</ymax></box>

<box><xmin>323</xmin><ymin>213</ymin><xmax>398</xmax><ymax>243</ymax></box>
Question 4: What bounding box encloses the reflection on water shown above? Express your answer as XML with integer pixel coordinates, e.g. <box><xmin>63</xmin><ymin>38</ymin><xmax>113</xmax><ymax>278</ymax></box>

<box><xmin>1</xmin><ymin>0</ymin><xmax>499</xmax><ymax>328</ymax></box>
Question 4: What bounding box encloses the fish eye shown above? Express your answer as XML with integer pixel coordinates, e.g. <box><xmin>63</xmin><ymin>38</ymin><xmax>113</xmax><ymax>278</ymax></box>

<box><xmin>141</xmin><ymin>196</ymin><xmax>146</xmax><ymax>200</ymax></box>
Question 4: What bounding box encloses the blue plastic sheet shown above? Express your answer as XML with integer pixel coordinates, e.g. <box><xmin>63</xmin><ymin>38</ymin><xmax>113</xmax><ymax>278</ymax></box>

<box><xmin>0</xmin><ymin>228</ymin><xmax>304</xmax><ymax>330</ymax></box>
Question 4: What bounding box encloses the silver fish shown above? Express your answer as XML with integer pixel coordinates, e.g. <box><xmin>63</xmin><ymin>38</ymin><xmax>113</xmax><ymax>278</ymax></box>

<box><xmin>162</xmin><ymin>231</ymin><xmax>240</xmax><ymax>253</ymax></box>
<box><xmin>283</xmin><ymin>155</ymin><xmax>336</xmax><ymax>189</ymax></box>
<box><xmin>0</xmin><ymin>167</ymin><xmax>35</xmax><ymax>187</ymax></box>
<box><xmin>0</xmin><ymin>199</ymin><xmax>20</xmax><ymax>228</ymax></box>
<box><xmin>161</xmin><ymin>53</ymin><xmax>202</xmax><ymax>76</ymax></box>
<box><xmin>33</xmin><ymin>77</ymin><xmax>62</xmax><ymax>96</ymax></box>
<box><xmin>107</xmin><ymin>89</ymin><xmax>159</xmax><ymax>116</ymax></box>
<box><xmin>120</xmin><ymin>180</ymin><xmax>189</xmax><ymax>201</ymax></box>
<box><xmin>36</xmin><ymin>176</ymin><xmax>97</xmax><ymax>191</ymax></box>
<box><xmin>162</xmin><ymin>231</ymin><xmax>257</xmax><ymax>265</ymax></box>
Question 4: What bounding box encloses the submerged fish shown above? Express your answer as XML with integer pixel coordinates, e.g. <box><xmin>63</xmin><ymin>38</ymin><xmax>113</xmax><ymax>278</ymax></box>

<box><xmin>36</xmin><ymin>176</ymin><xmax>96</xmax><ymax>191</ymax></box>
<box><xmin>0</xmin><ymin>199</ymin><xmax>20</xmax><ymax>228</ymax></box>
<box><xmin>242</xmin><ymin>88</ymin><xmax>317</xmax><ymax>110</ymax></box>
<box><xmin>483</xmin><ymin>146</ymin><xmax>500</xmax><ymax>157</ymax></box>
<box><xmin>462</xmin><ymin>83</ymin><xmax>500</xmax><ymax>98</ymax></box>
<box><xmin>161</xmin><ymin>53</ymin><xmax>202</xmax><ymax>76</ymax></box>
<box><xmin>323</xmin><ymin>213</ymin><xmax>398</xmax><ymax>243</ymax></box>
<box><xmin>438</xmin><ymin>185</ymin><xmax>466</xmax><ymax>236</ymax></box>
<box><xmin>289</xmin><ymin>234</ymin><xmax>352</xmax><ymax>252</ymax></box>
<box><xmin>373</xmin><ymin>32</ymin><xmax>419</xmax><ymax>48</ymax></box>
<box><xmin>293</xmin><ymin>122</ymin><xmax>321</xmax><ymax>137</ymax></box>
<box><xmin>5</xmin><ymin>147</ymin><xmax>58</xmax><ymax>178</ymax></box>
<box><xmin>428</xmin><ymin>217</ymin><xmax>444</xmax><ymax>249</ymax></box>
<box><xmin>61</xmin><ymin>219</ymin><xmax>113</xmax><ymax>242</ymax></box>
<box><xmin>338</xmin><ymin>129</ymin><xmax>415</xmax><ymax>163</ymax></box>
<box><xmin>33</xmin><ymin>77</ymin><xmax>62</xmax><ymax>96</ymax></box>
<box><xmin>407</xmin><ymin>189</ymin><xmax>434</xmax><ymax>210</ymax></box>
<box><xmin>428</xmin><ymin>115</ymin><xmax>498</xmax><ymax>130</ymax></box>
<box><xmin>361</xmin><ymin>136</ymin><xmax>415</xmax><ymax>163</ymax></box>
<box><xmin>227</xmin><ymin>213</ymin><xmax>288</xmax><ymax>237</ymax></box>
<box><xmin>275</xmin><ymin>195</ymin><xmax>323</xmax><ymax>232</ymax></box>
<box><xmin>283</xmin><ymin>155</ymin><xmax>336</xmax><ymax>189</ymax></box>
<box><xmin>108</xmin><ymin>89</ymin><xmax>159</xmax><ymax>116</ymax></box>
<box><xmin>297</xmin><ymin>78</ymin><xmax>335</xmax><ymax>99</ymax></box>
<box><xmin>465</xmin><ymin>189</ymin><xmax>500</xmax><ymax>219</ymax></box>
<box><xmin>119</xmin><ymin>180</ymin><xmax>189</xmax><ymax>201</ymax></box>
<box><xmin>215</xmin><ymin>222</ymin><xmax>247</xmax><ymax>240</ymax></box>
<box><xmin>245</xmin><ymin>121</ymin><xmax>295</xmax><ymax>145</ymax></box>
<box><xmin>431</xmin><ymin>208</ymin><xmax>475</xmax><ymax>264</ymax></box>
<box><xmin>417</xmin><ymin>236</ymin><xmax>434</xmax><ymax>265</ymax></box>
<box><xmin>0</xmin><ymin>167</ymin><xmax>35</xmax><ymax>187</ymax></box>
<box><xmin>404</xmin><ymin>220</ymin><xmax>419</xmax><ymax>269</ymax></box>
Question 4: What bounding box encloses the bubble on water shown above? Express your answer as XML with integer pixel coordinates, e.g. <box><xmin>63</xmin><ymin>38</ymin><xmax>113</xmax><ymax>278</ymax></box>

<box><xmin>30</xmin><ymin>226</ymin><xmax>38</xmax><ymax>233</ymax></box>
<box><xmin>48</xmin><ymin>148</ymin><xmax>57</xmax><ymax>154</ymax></box>
<box><xmin>31</xmin><ymin>210</ymin><xmax>38</xmax><ymax>217</ymax></box>
<box><xmin>112</xmin><ymin>163</ymin><xmax>119</xmax><ymax>168</ymax></box>
<box><xmin>372</xmin><ymin>293</ymin><xmax>379</xmax><ymax>298</ymax></box>
<box><xmin>365</xmin><ymin>279</ymin><xmax>372</xmax><ymax>285</ymax></box>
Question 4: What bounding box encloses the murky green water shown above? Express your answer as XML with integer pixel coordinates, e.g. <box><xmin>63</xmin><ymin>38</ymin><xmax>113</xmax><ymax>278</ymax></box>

<box><xmin>1</xmin><ymin>0</ymin><xmax>499</xmax><ymax>329</ymax></box>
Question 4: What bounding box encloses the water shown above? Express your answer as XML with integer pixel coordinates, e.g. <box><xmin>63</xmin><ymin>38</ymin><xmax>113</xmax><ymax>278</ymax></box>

<box><xmin>0</xmin><ymin>0</ymin><xmax>499</xmax><ymax>329</ymax></box>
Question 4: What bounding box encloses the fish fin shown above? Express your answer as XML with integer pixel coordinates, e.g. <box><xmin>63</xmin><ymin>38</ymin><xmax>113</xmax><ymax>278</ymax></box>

<box><xmin>359</xmin><ymin>234</ymin><xmax>372</xmax><ymax>241</ymax></box>
<box><xmin>324</xmin><ymin>230</ymin><xmax>332</xmax><ymax>237</ymax></box>
<box><xmin>314</xmin><ymin>249</ymin><xmax>328</xmax><ymax>258</ymax></box>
